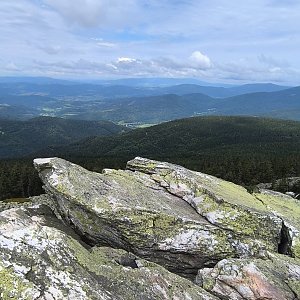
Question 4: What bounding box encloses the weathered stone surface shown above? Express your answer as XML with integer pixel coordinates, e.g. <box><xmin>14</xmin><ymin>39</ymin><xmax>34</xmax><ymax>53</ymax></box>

<box><xmin>2</xmin><ymin>156</ymin><xmax>300</xmax><ymax>300</ymax></box>
<box><xmin>255</xmin><ymin>189</ymin><xmax>300</xmax><ymax>258</ymax></box>
<box><xmin>0</xmin><ymin>206</ymin><xmax>218</xmax><ymax>300</ymax></box>
<box><xmin>127</xmin><ymin>157</ymin><xmax>283</xmax><ymax>247</ymax></box>
<box><xmin>195</xmin><ymin>254</ymin><xmax>300</xmax><ymax>300</ymax></box>
<box><xmin>33</xmin><ymin>157</ymin><xmax>288</xmax><ymax>277</ymax></box>
<box><xmin>0</xmin><ymin>194</ymin><xmax>57</xmax><ymax>214</ymax></box>
<box><xmin>33</xmin><ymin>158</ymin><xmax>227</xmax><ymax>276</ymax></box>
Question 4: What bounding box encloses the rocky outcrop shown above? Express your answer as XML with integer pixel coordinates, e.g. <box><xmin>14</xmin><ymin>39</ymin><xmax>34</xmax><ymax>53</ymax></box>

<box><xmin>195</xmin><ymin>255</ymin><xmax>300</xmax><ymax>300</ymax></box>
<box><xmin>1</xmin><ymin>156</ymin><xmax>300</xmax><ymax>299</ymax></box>
<box><xmin>0</xmin><ymin>205</ymin><xmax>217</xmax><ymax>300</ymax></box>
<box><xmin>34</xmin><ymin>157</ymin><xmax>299</xmax><ymax>276</ymax></box>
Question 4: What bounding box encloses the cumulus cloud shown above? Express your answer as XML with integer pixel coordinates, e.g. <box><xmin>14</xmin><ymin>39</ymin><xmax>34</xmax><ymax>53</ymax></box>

<box><xmin>189</xmin><ymin>51</ymin><xmax>212</xmax><ymax>69</ymax></box>
<box><xmin>117</xmin><ymin>57</ymin><xmax>138</xmax><ymax>63</ymax></box>
<box><xmin>32</xmin><ymin>53</ymin><xmax>214</xmax><ymax>78</ymax></box>
<box><xmin>28</xmin><ymin>50</ymin><xmax>300</xmax><ymax>85</ymax></box>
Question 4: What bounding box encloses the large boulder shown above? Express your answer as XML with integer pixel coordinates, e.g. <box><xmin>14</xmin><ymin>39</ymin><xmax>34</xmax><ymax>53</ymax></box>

<box><xmin>2</xmin><ymin>156</ymin><xmax>300</xmax><ymax>300</ymax></box>
<box><xmin>195</xmin><ymin>254</ymin><xmax>300</xmax><ymax>300</ymax></box>
<box><xmin>0</xmin><ymin>205</ymin><xmax>217</xmax><ymax>300</ymax></box>
<box><xmin>33</xmin><ymin>157</ymin><xmax>298</xmax><ymax>278</ymax></box>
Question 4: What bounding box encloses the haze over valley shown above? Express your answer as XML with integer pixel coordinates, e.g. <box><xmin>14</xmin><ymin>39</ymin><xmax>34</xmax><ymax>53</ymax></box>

<box><xmin>0</xmin><ymin>77</ymin><xmax>298</xmax><ymax>126</ymax></box>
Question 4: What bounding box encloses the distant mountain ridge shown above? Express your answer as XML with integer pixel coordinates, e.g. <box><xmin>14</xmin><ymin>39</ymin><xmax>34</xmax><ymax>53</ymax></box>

<box><xmin>0</xmin><ymin>76</ymin><xmax>298</xmax><ymax>124</ymax></box>
<box><xmin>159</xmin><ymin>83</ymin><xmax>289</xmax><ymax>97</ymax></box>
<box><xmin>0</xmin><ymin>76</ymin><xmax>75</xmax><ymax>85</ymax></box>
<box><xmin>71</xmin><ymin>87</ymin><xmax>300</xmax><ymax>123</ymax></box>
<box><xmin>0</xmin><ymin>76</ymin><xmax>232</xmax><ymax>87</ymax></box>
<box><xmin>215</xmin><ymin>86</ymin><xmax>300</xmax><ymax>117</ymax></box>
<box><xmin>71</xmin><ymin>93</ymin><xmax>217</xmax><ymax>124</ymax></box>
<box><xmin>0</xmin><ymin>78</ymin><xmax>290</xmax><ymax>98</ymax></box>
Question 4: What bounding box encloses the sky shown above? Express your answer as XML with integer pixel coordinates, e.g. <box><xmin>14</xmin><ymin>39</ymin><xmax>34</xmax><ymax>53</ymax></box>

<box><xmin>1</xmin><ymin>0</ymin><xmax>300</xmax><ymax>84</ymax></box>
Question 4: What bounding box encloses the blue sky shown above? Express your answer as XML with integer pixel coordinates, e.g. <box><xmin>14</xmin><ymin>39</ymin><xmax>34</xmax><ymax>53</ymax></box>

<box><xmin>1</xmin><ymin>0</ymin><xmax>300</xmax><ymax>84</ymax></box>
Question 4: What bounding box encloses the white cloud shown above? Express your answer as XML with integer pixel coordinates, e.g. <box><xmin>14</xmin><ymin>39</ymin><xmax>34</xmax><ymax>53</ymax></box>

<box><xmin>190</xmin><ymin>51</ymin><xmax>212</xmax><ymax>70</ymax></box>
<box><xmin>96</xmin><ymin>42</ymin><xmax>117</xmax><ymax>48</ymax></box>
<box><xmin>32</xmin><ymin>53</ymin><xmax>213</xmax><ymax>78</ymax></box>
<box><xmin>91</xmin><ymin>38</ymin><xmax>117</xmax><ymax>48</ymax></box>
<box><xmin>8</xmin><ymin>48</ymin><xmax>300</xmax><ymax>84</ymax></box>
<box><xmin>43</xmin><ymin>0</ymin><xmax>140</xmax><ymax>28</ymax></box>
<box><xmin>212</xmin><ymin>57</ymin><xmax>300</xmax><ymax>84</ymax></box>
<box><xmin>117</xmin><ymin>57</ymin><xmax>137</xmax><ymax>63</ymax></box>
<box><xmin>0</xmin><ymin>0</ymin><xmax>300</xmax><ymax>84</ymax></box>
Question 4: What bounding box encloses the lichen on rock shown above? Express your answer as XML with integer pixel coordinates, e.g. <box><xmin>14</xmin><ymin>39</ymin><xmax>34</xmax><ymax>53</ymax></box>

<box><xmin>0</xmin><ymin>206</ymin><xmax>218</xmax><ymax>300</ymax></box>
<box><xmin>195</xmin><ymin>254</ymin><xmax>300</xmax><ymax>300</ymax></box>
<box><xmin>2</xmin><ymin>156</ymin><xmax>300</xmax><ymax>299</ymax></box>
<box><xmin>255</xmin><ymin>189</ymin><xmax>300</xmax><ymax>258</ymax></box>
<box><xmin>32</xmin><ymin>157</ymin><xmax>300</xmax><ymax>278</ymax></box>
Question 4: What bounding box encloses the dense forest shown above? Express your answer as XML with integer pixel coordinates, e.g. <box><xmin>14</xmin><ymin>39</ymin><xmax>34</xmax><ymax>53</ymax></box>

<box><xmin>0</xmin><ymin>117</ymin><xmax>128</xmax><ymax>158</ymax></box>
<box><xmin>0</xmin><ymin>159</ymin><xmax>43</xmax><ymax>200</ymax></box>
<box><xmin>2</xmin><ymin>116</ymin><xmax>300</xmax><ymax>201</ymax></box>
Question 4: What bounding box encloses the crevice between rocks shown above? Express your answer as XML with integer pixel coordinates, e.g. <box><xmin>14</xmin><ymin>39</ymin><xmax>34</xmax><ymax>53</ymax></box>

<box><xmin>115</xmin><ymin>254</ymin><xmax>139</xmax><ymax>269</ymax></box>
<box><xmin>253</xmin><ymin>194</ymin><xmax>294</xmax><ymax>258</ymax></box>
<box><xmin>278</xmin><ymin>220</ymin><xmax>292</xmax><ymax>256</ymax></box>
<box><xmin>30</xmin><ymin>188</ymin><xmax>228</xmax><ymax>286</ymax></box>
<box><xmin>59</xmin><ymin>203</ymin><xmax>222</xmax><ymax>281</ymax></box>
<box><xmin>286</xmin><ymin>283</ymin><xmax>299</xmax><ymax>300</ymax></box>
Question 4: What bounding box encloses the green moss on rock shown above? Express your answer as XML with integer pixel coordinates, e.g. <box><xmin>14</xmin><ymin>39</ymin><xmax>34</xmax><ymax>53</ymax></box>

<box><xmin>0</xmin><ymin>264</ymin><xmax>36</xmax><ymax>300</ymax></box>
<box><xmin>288</xmin><ymin>279</ymin><xmax>300</xmax><ymax>298</ymax></box>
<box><xmin>255</xmin><ymin>191</ymin><xmax>300</xmax><ymax>258</ymax></box>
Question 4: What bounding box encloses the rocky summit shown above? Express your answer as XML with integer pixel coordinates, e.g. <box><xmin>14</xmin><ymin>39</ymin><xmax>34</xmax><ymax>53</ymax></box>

<box><xmin>1</xmin><ymin>157</ymin><xmax>300</xmax><ymax>299</ymax></box>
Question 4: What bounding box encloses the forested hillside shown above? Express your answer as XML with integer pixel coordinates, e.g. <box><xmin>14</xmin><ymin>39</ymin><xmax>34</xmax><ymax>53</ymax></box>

<box><xmin>2</xmin><ymin>116</ymin><xmax>300</xmax><ymax>200</ymax></box>
<box><xmin>0</xmin><ymin>116</ymin><xmax>128</xmax><ymax>158</ymax></box>
<box><xmin>52</xmin><ymin>116</ymin><xmax>300</xmax><ymax>185</ymax></box>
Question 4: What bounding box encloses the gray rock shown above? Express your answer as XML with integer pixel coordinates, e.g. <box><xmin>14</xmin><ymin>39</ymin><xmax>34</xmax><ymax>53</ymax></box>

<box><xmin>34</xmin><ymin>157</ymin><xmax>292</xmax><ymax>278</ymax></box>
<box><xmin>2</xmin><ymin>156</ymin><xmax>300</xmax><ymax>300</ymax></box>
<box><xmin>0</xmin><ymin>205</ymin><xmax>218</xmax><ymax>300</ymax></box>
<box><xmin>195</xmin><ymin>254</ymin><xmax>300</xmax><ymax>300</ymax></box>
<box><xmin>255</xmin><ymin>189</ymin><xmax>300</xmax><ymax>258</ymax></box>
<box><xmin>0</xmin><ymin>194</ymin><xmax>56</xmax><ymax>211</ymax></box>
